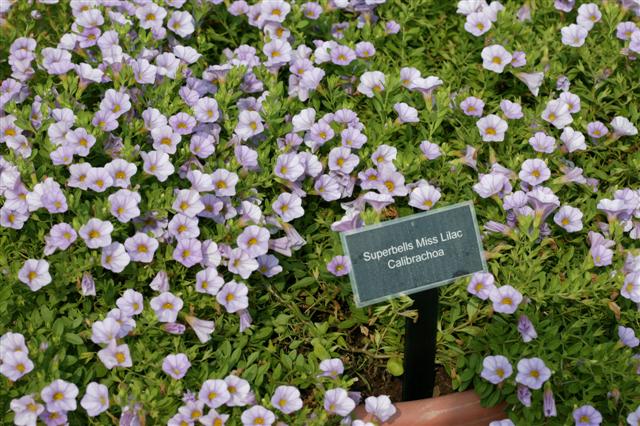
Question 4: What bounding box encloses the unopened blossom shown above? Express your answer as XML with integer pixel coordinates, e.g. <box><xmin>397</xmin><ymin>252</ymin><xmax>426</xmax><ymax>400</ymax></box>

<box><xmin>124</xmin><ymin>233</ymin><xmax>159</xmax><ymax>263</ymax></box>
<box><xmin>467</xmin><ymin>272</ymin><xmax>496</xmax><ymax>300</ymax></box>
<box><xmin>10</xmin><ymin>394</ymin><xmax>44</xmax><ymax>426</ymax></box>
<box><xmin>619</xmin><ymin>325</ymin><xmax>639</xmax><ymax>348</ymax></box>
<box><xmin>554</xmin><ymin>206</ymin><xmax>583</xmax><ymax>232</ymax></box>
<box><xmin>394</xmin><ymin>102</ymin><xmax>419</xmax><ymax>123</ymax></box>
<box><xmin>41</xmin><ymin>379</ymin><xmax>79</xmax><ymax>412</ymax></box>
<box><xmin>560</xmin><ymin>127</ymin><xmax>586</xmax><ymax>152</ymax></box>
<box><xmin>516</xmin><ymin>357</ymin><xmax>551</xmax><ymax>389</ymax></box>
<box><xmin>573</xmin><ymin>405</ymin><xmax>602</xmax><ymax>426</ymax></box>
<box><xmin>324</xmin><ymin>388</ymin><xmax>355</xmax><ymax>416</ymax></box>
<box><xmin>141</xmin><ymin>150</ymin><xmax>174</xmax><ymax>182</ymax></box>
<box><xmin>517</xmin><ymin>384</ymin><xmax>532</xmax><ymax>407</ymax></box>
<box><xmin>543</xmin><ymin>388</ymin><xmax>557</xmax><ymax>417</ymax></box>
<box><xmin>490</xmin><ymin>285</ymin><xmax>522</xmax><ymax>314</ymax></box>
<box><xmin>163</xmin><ymin>353</ymin><xmax>191</xmax><ymax>380</ymax></box>
<box><xmin>18</xmin><ymin>259</ymin><xmax>51</xmax><ymax>291</ymax></box>
<box><xmin>199</xmin><ymin>379</ymin><xmax>230</xmax><ymax>409</ymax></box>
<box><xmin>409</xmin><ymin>183</ymin><xmax>441</xmax><ymax>210</ymax></box>
<box><xmin>358</xmin><ymin>71</ymin><xmax>385</xmax><ymax>97</ymax></box>
<box><xmin>517</xmin><ymin>315</ymin><xmax>538</xmax><ymax>342</ymax></box>
<box><xmin>101</xmin><ymin>243</ymin><xmax>130</xmax><ymax>273</ymax></box>
<box><xmin>80</xmin><ymin>382</ymin><xmax>109</xmax><ymax>417</ymax></box>
<box><xmin>150</xmin><ymin>292</ymin><xmax>183</xmax><ymax>323</ymax></box>
<box><xmin>0</xmin><ymin>350</ymin><xmax>34</xmax><ymax>381</ymax></box>
<box><xmin>481</xmin><ymin>355</ymin><xmax>512</xmax><ymax>384</ymax></box>
<box><xmin>542</xmin><ymin>99</ymin><xmax>572</xmax><ymax>129</ymax></box>
<box><xmin>185</xmin><ymin>315</ymin><xmax>215</xmax><ymax>344</ymax></box>
<box><xmin>217</xmin><ymin>280</ymin><xmax>249</xmax><ymax>313</ymax></box>
<box><xmin>529</xmin><ymin>132</ymin><xmax>556</xmax><ymax>153</ymax></box>
<box><xmin>481</xmin><ymin>45</ymin><xmax>512</xmax><ymax>73</ymax></box>
<box><xmin>465</xmin><ymin>12</ymin><xmax>491</xmax><ymax>36</ymax></box>
<box><xmin>81</xmin><ymin>272</ymin><xmax>96</xmax><ymax>296</ymax></box>
<box><xmin>477</xmin><ymin>114</ymin><xmax>508</xmax><ymax>142</ymax></box>
<box><xmin>561</xmin><ymin>24</ymin><xmax>588</xmax><ymax>47</ymax></box>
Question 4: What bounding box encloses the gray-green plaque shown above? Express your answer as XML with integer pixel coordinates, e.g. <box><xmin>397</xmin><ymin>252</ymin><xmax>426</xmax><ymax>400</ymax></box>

<box><xmin>340</xmin><ymin>201</ymin><xmax>487</xmax><ymax>307</ymax></box>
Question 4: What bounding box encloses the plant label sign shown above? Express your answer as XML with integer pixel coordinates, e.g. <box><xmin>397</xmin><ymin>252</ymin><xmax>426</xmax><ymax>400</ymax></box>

<box><xmin>340</xmin><ymin>201</ymin><xmax>487</xmax><ymax>307</ymax></box>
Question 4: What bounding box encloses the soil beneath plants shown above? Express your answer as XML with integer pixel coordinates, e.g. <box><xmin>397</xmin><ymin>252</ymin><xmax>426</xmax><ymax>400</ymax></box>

<box><xmin>355</xmin><ymin>364</ymin><xmax>453</xmax><ymax>402</ymax></box>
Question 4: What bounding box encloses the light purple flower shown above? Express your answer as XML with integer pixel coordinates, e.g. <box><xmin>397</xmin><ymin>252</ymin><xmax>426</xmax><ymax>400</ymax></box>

<box><xmin>409</xmin><ymin>183</ymin><xmax>441</xmax><ymax>210</ymax></box>
<box><xmin>168</xmin><ymin>11</ymin><xmax>195</xmax><ymax>37</ymax></box>
<box><xmin>561</xmin><ymin>24</ymin><xmax>588</xmax><ymax>47</ymax></box>
<box><xmin>591</xmin><ymin>244</ymin><xmax>613</xmax><ymax>267</ymax></box>
<box><xmin>611</xmin><ymin>116</ymin><xmax>637</xmax><ymax>137</ymax></box>
<box><xmin>274</xmin><ymin>153</ymin><xmax>305</xmax><ymax>181</ymax></box>
<box><xmin>227</xmin><ymin>248</ymin><xmax>259</xmax><ymax>279</ymax></box>
<box><xmin>211</xmin><ymin>169</ymin><xmax>238</xmax><ymax>196</ymax></box>
<box><xmin>328</xmin><ymin>147</ymin><xmax>359</xmax><ymax>173</ymax></box>
<box><xmin>577</xmin><ymin>3</ymin><xmax>601</xmax><ymax>30</ymax></box>
<box><xmin>419</xmin><ymin>140</ymin><xmax>441</xmax><ymax>160</ymax></box>
<box><xmin>79</xmin><ymin>218</ymin><xmax>113</xmax><ymax>249</ymax></box>
<box><xmin>394</xmin><ymin>102</ymin><xmax>419</xmax><ymax>123</ymax></box>
<box><xmin>116</xmin><ymin>289</ymin><xmax>144</xmax><ymax>317</ymax></box>
<box><xmin>18</xmin><ymin>259</ymin><xmax>51</xmax><ymax>291</ymax></box>
<box><xmin>529</xmin><ymin>132</ymin><xmax>556</xmax><ymax>153</ymax></box>
<box><xmin>517</xmin><ymin>384</ymin><xmax>532</xmax><ymax>407</ymax></box>
<box><xmin>587</xmin><ymin>121</ymin><xmax>608</xmax><ymax>139</ymax></box>
<box><xmin>150</xmin><ymin>292</ymin><xmax>183</xmax><ymax>323</ymax></box>
<box><xmin>627</xmin><ymin>406</ymin><xmax>640</xmax><ymax>426</ymax></box>
<box><xmin>193</xmin><ymin>97</ymin><xmax>219</xmax><ymax>123</ymax></box>
<box><xmin>124</xmin><ymin>233</ymin><xmax>159</xmax><ymax>263</ymax></box>
<box><xmin>460</xmin><ymin>96</ymin><xmax>484</xmax><ymax>117</ymax></box>
<box><xmin>519</xmin><ymin>159</ymin><xmax>550</xmax><ymax>186</ymax></box>
<box><xmin>618</xmin><ymin>325</ymin><xmax>639</xmax><ymax>348</ymax></box>
<box><xmin>481</xmin><ymin>355</ymin><xmax>512</xmax><ymax>384</ymax></box>
<box><xmin>327</xmin><ymin>255</ymin><xmax>350</xmax><ymax>276</ymax></box>
<box><xmin>237</xmin><ymin>226</ymin><xmax>270</xmax><ymax>258</ymax></box>
<box><xmin>500</xmin><ymin>100</ymin><xmax>523</xmax><ymax>119</ymax></box>
<box><xmin>357</xmin><ymin>71</ymin><xmax>385</xmax><ymax>97</ymax></box>
<box><xmin>477</xmin><ymin>114</ymin><xmax>508</xmax><ymax>142</ymax></box>
<box><xmin>324</xmin><ymin>388</ymin><xmax>355</xmax><ymax>416</ymax></box>
<box><xmin>241</xmin><ymin>405</ymin><xmax>275</xmax><ymax>426</ymax></box>
<box><xmin>481</xmin><ymin>45</ymin><xmax>512</xmax><ymax>73</ymax></box>
<box><xmin>554</xmin><ymin>206</ymin><xmax>583</xmax><ymax>232</ymax></box>
<box><xmin>489</xmin><ymin>285</ymin><xmax>522</xmax><ymax>314</ymax></box>
<box><xmin>543</xmin><ymin>388</ymin><xmax>557</xmax><ymax>417</ymax></box>
<box><xmin>173</xmin><ymin>238</ymin><xmax>203</xmax><ymax>268</ymax></box>
<box><xmin>10</xmin><ymin>394</ymin><xmax>44</xmax><ymax>426</ymax></box>
<box><xmin>573</xmin><ymin>405</ymin><xmax>602</xmax><ymax>426</ymax></box>
<box><xmin>101</xmin><ymin>243</ymin><xmax>130</xmax><ymax>273</ymax></box>
<box><xmin>271</xmin><ymin>385</ymin><xmax>302</xmax><ymax>415</ymax></box>
<box><xmin>0</xmin><ymin>350</ymin><xmax>34</xmax><ymax>381</ymax></box>
<box><xmin>105</xmin><ymin>159</ymin><xmax>137</xmax><ymax>188</ymax></box>
<box><xmin>515</xmin><ymin>357</ymin><xmax>551</xmax><ymax>389</ymax></box>
<box><xmin>331</xmin><ymin>45</ymin><xmax>356</xmax><ymax>66</ymax></box>
<box><xmin>198</xmin><ymin>379</ymin><xmax>230</xmax><ymax>409</ymax></box>
<box><xmin>216</xmin><ymin>280</ymin><xmax>249</xmax><ymax>313</ymax></box>
<box><xmin>273</xmin><ymin>193</ymin><xmax>304</xmax><ymax>222</ymax></box>
<box><xmin>109</xmin><ymin>190</ymin><xmax>141</xmax><ymax>223</ymax></box>
<box><xmin>467</xmin><ymin>272</ymin><xmax>496</xmax><ymax>300</ymax></box>
<box><xmin>560</xmin><ymin>127</ymin><xmax>586</xmax><ymax>152</ymax></box>
<box><xmin>464</xmin><ymin>12</ymin><xmax>491</xmax><ymax>36</ymax></box>
<box><xmin>225</xmin><ymin>374</ymin><xmax>252</xmax><ymax>407</ymax></box>
<box><xmin>163</xmin><ymin>353</ymin><xmax>191</xmax><ymax>380</ymax></box>
<box><xmin>141</xmin><ymin>150</ymin><xmax>174</xmax><ymax>182</ymax></box>
<box><xmin>542</xmin><ymin>99</ymin><xmax>573</xmax><ymax>129</ymax></box>
<box><xmin>41</xmin><ymin>379</ymin><xmax>79</xmax><ymax>412</ymax></box>
<box><xmin>80</xmin><ymin>382</ymin><xmax>109</xmax><ymax>417</ymax></box>
<box><xmin>473</xmin><ymin>173</ymin><xmax>509</xmax><ymax>198</ymax></box>
<box><xmin>151</xmin><ymin>125</ymin><xmax>181</xmax><ymax>154</ymax></box>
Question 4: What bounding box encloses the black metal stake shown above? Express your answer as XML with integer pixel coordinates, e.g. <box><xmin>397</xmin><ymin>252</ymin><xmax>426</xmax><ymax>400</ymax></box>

<box><xmin>402</xmin><ymin>287</ymin><xmax>439</xmax><ymax>401</ymax></box>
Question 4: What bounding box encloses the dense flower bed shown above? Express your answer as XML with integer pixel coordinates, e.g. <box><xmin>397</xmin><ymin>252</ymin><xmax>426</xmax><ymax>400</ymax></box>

<box><xmin>1</xmin><ymin>0</ymin><xmax>639</xmax><ymax>425</ymax></box>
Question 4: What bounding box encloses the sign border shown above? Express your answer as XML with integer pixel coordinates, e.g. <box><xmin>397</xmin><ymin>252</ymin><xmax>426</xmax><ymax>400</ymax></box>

<box><xmin>339</xmin><ymin>201</ymin><xmax>487</xmax><ymax>307</ymax></box>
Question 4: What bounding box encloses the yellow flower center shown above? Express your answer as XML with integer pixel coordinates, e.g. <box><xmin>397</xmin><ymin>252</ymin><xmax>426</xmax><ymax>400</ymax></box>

<box><xmin>492</xmin><ymin>56</ymin><xmax>502</xmax><ymax>64</ymax></box>
<box><xmin>548</xmin><ymin>113</ymin><xmax>556</xmax><ymax>122</ymax></box>
<box><xmin>530</xmin><ymin>370</ymin><xmax>539</xmax><ymax>378</ymax></box>
<box><xmin>496</xmin><ymin>368</ymin><xmax>504</xmax><ymax>378</ymax></box>
<box><xmin>501</xmin><ymin>297</ymin><xmax>513</xmax><ymax>305</ymax></box>
<box><xmin>486</xmin><ymin>127</ymin><xmax>496</xmax><ymax>135</ymax></box>
<box><xmin>89</xmin><ymin>230</ymin><xmax>100</xmax><ymax>239</ymax></box>
<box><xmin>161</xmin><ymin>137</ymin><xmax>172</xmax><ymax>145</ymax></box>
<box><xmin>53</xmin><ymin>392</ymin><xmax>64</xmax><ymax>401</ymax></box>
<box><xmin>115</xmin><ymin>171</ymin><xmax>126</xmax><ymax>179</ymax></box>
<box><xmin>115</xmin><ymin>352</ymin><xmax>126</xmax><ymax>363</ymax></box>
<box><xmin>163</xmin><ymin>303</ymin><xmax>173</xmax><ymax>310</ymax></box>
<box><xmin>146</xmin><ymin>13</ymin><xmax>155</xmax><ymax>21</ymax></box>
<box><xmin>226</xmin><ymin>293</ymin><xmax>235</xmax><ymax>302</ymax></box>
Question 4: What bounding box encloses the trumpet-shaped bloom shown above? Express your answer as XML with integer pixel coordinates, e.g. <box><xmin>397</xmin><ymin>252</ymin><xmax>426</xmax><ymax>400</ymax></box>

<box><xmin>481</xmin><ymin>45</ymin><xmax>512</xmax><ymax>73</ymax></box>
<box><xmin>18</xmin><ymin>259</ymin><xmax>51</xmax><ymax>291</ymax></box>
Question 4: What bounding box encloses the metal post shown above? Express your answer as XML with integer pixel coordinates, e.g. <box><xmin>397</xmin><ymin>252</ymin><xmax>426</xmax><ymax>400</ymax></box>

<box><xmin>402</xmin><ymin>287</ymin><xmax>439</xmax><ymax>401</ymax></box>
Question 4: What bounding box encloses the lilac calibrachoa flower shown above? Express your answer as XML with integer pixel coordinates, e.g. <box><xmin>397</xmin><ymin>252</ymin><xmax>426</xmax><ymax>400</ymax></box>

<box><xmin>357</xmin><ymin>71</ymin><xmax>385</xmax><ymax>97</ymax></box>
<box><xmin>561</xmin><ymin>127</ymin><xmax>587</xmax><ymax>152</ymax></box>
<box><xmin>10</xmin><ymin>394</ymin><xmax>44</xmax><ymax>426</ymax></box>
<box><xmin>237</xmin><ymin>226</ymin><xmax>270</xmax><ymax>258</ymax></box>
<box><xmin>163</xmin><ymin>353</ymin><xmax>191</xmax><ymax>380</ymax></box>
<box><xmin>464</xmin><ymin>11</ymin><xmax>491</xmax><ymax>36</ymax></box>
<box><xmin>195</xmin><ymin>267</ymin><xmax>225</xmax><ymax>295</ymax></box>
<box><xmin>577</xmin><ymin>3</ymin><xmax>601</xmax><ymax>30</ymax></box>
<box><xmin>0</xmin><ymin>351</ymin><xmax>34</xmax><ymax>381</ymax></box>
<box><xmin>98</xmin><ymin>340</ymin><xmax>133</xmax><ymax>370</ymax></box>
<box><xmin>328</xmin><ymin>147</ymin><xmax>359</xmax><ymax>173</ymax></box>
<box><xmin>199</xmin><ymin>379</ymin><xmax>230</xmax><ymax>408</ymax></box>
<box><xmin>365</xmin><ymin>395</ymin><xmax>396</xmax><ymax>422</ymax></box>
<box><xmin>124</xmin><ymin>233</ymin><xmax>159</xmax><ymax>263</ymax></box>
<box><xmin>467</xmin><ymin>272</ymin><xmax>496</xmax><ymax>300</ymax></box>
<box><xmin>420</xmin><ymin>140</ymin><xmax>442</xmax><ymax>159</ymax></box>
<box><xmin>225</xmin><ymin>374</ymin><xmax>252</xmax><ymax>406</ymax></box>
<box><xmin>473</xmin><ymin>173</ymin><xmax>510</xmax><ymax>198</ymax></box>
<box><xmin>394</xmin><ymin>102</ymin><xmax>419</xmax><ymax>123</ymax></box>
<box><xmin>151</xmin><ymin>126</ymin><xmax>181</xmax><ymax>154</ymax></box>
<box><xmin>480</xmin><ymin>355</ymin><xmax>512</xmax><ymax>384</ymax></box>
<box><xmin>460</xmin><ymin>96</ymin><xmax>485</xmax><ymax>117</ymax></box>
<box><xmin>101</xmin><ymin>243</ymin><xmax>130</xmax><ymax>273</ymax></box>
<box><xmin>217</xmin><ymin>281</ymin><xmax>249</xmax><ymax>313</ymax></box>
<box><xmin>150</xmin><ymin>292</ymin><xmax>183</xmax><ymax>323</ymax></box>
<box><xmin>273</xmin><ymin>192</ymin><xmax>304</xmax><ymax>222</ymax></box>
<box><xmin>116</xmin><ymin>289</ymin><xmax>144</xmax><ymax>317</ymax></box>
<box><xmin>241</xmin><ymin>405</ymin><xmax>276</xmax><ymax>426</ymax></box>
<box><xmin>409</xmin><ymin>183</ymin><xmax>441</xmax><ymax>210</ymax></box>
<box><xmin>227</xmin><ymin>248</ymin><xmax>259</xmax><ymax>278</ymax></box>
<box><xmin>481</xmin><ymin>45</ymin><xmax>512</xmax><ymax>73</ymax></box>
<box><xmin>271</xmin><ymin>385</ymin><xmax>303</xmax><ymax>415</ymax></box>
<box><xmin>587</xmin><ymin>121</ymin><xmax>608</xmax><ymax>139</ymax></box>
<box><xmin>109</xmin><ymin>190</ymin><xmax>141</xmax><ymax>223</ymax></box>
<box><xmin>489</xmin><ymin>285</ymin><xmax>523</xmax><ymax>314</ymax></box>
<box><xmin>542</xmin><ymin>99</ymin><xmax>573</xmax><ymax>129</ymax></box>
<box><xmin>173</xmin><ymin>238</ymin><xmax>203</xmax><ymax>268</ymax></box>
<box><xmin>80</xmin><ymin>382</ymin><xmax>109</xmax><ymax>417</ymax></box>
<box><xmin>619</xmin><ymin>325</ymin><xmax>639</xmax><ymax>348</ymax></box>
<box><xmin>41</xmin><ymin>379</ymin><xmax>79</xmax><ymax>412</ymax></box>
<box><xmin>515</xmin><ymin>357</ymin><xmax>551</xmax><ymax>389</ymax></box>
<box><xmin>611</xmin><ymin>116</ymin><xmax>638</xmax><ymax>137</ymax></box>
<box><xmin>79</xmin><ymin>218</ymin><xmax>113</xmax><ymax>249</ymax></box>
<box><xmin>477</xmin><ymin>114</ymin><xmax>508</xmax><ymax>142</ymax></box>
<box><xmin>274</xmin><ymin>153</ymin><xmax>304</xmax><ymax>181</ymax></box>
<box><xmin>173</xmin><ymin>189</ymin><xmax>205</xmax><ymax>218</ymax></box>
<box><xmin>327</xmin><ymin>255</ymin><xmax>350</xmax><ymax>277</ymax></box>
<box><xmin>573</xmin><ymin>405</ymin><xmax>602</xmax><ymax>426</ymax></box>
<box><xmin>500</xmin><ymin>100</ymin><xmax>523</xmax><ymax>119</ymax></box>
<box><xmin>324</xmin><ymin>388</ymin><xmax>355</xmax><ymax>416</ymax></box>
<box><xmin>529</xmin><ymin>132</ymin><xmax>556</xmax><ymax>153</ymax></box>
<box><xmin>519</xmin><ymin>159</ymin><xmax>550</xmax><ymax>186</ymax></box>
<box><xmin>627</xmin><ymin>406</ymin><xmax>640</xmax><ymax>425</ymax></box>
<box><xmin>211</xmin><ymin>169</ymin><xmax>238</xmax><ymax>196</ymax></box>
<box><xmin>168</xmin><ymin>11</ymin><xmax>195</xmax><ymax>38</ymax></box>
<box><xmin>554</xmin><ymin>206</ymin><xmax>584</xmax><ymax>232</ymax></box>
<box><xmin>141</xmin><ymin>150</ymin><xmax>175</xmax><ymax>182</ymax></box>
<box><xmin>561</xmin><ymin>24</ymin><xmax>589</xmax><ymax>47</ymax></box>
<box><xmin>18</xmin><ymin>259</ymin><xmax>51</xmax><ymax>291</ymax></box>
